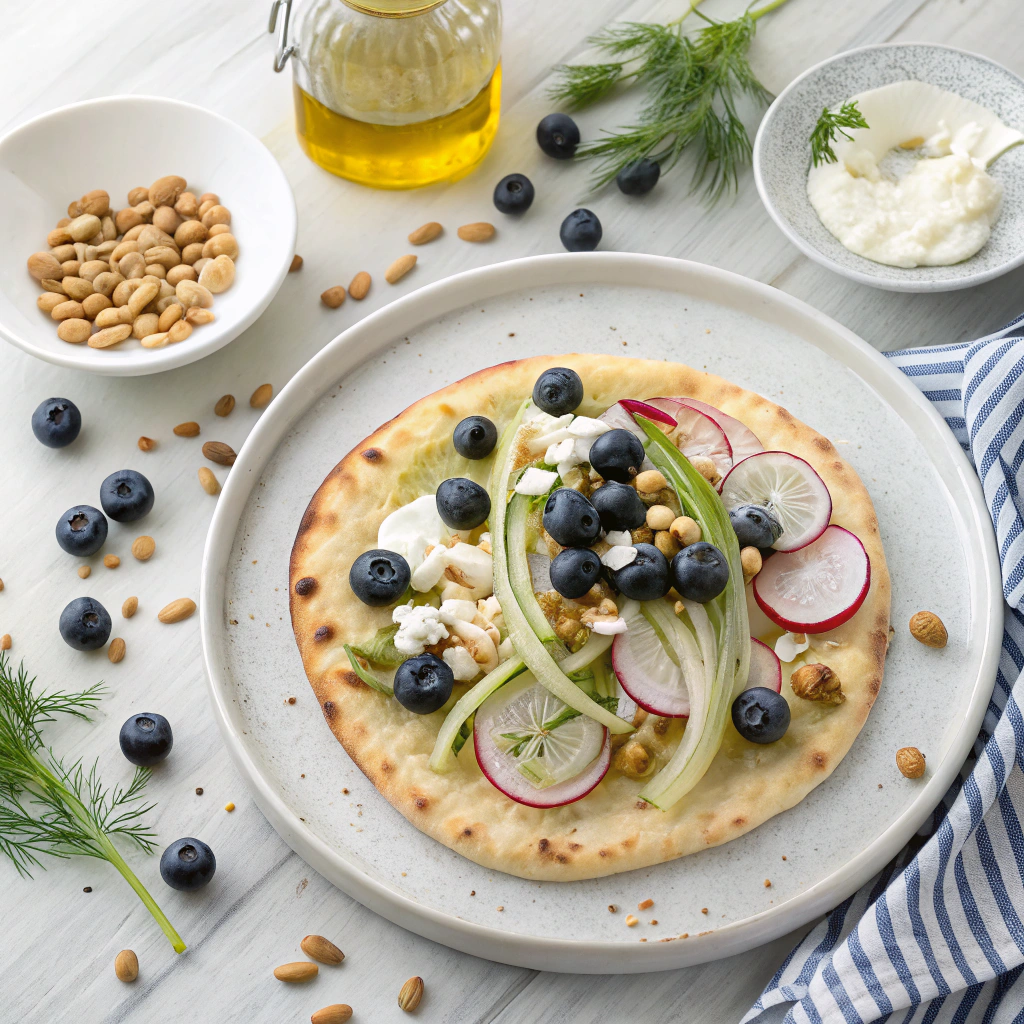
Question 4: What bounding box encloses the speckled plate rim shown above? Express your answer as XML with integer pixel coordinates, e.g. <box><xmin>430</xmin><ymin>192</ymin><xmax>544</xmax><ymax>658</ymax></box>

<box><xmin>752</xmin><ymin>42</ymin><xmax>1024</xmax><ymax>293</ymax></box>
<box><xmin>199</xmin><ymin>253</ymin><xmax>1002</xmax><ymax>973</ymax></box>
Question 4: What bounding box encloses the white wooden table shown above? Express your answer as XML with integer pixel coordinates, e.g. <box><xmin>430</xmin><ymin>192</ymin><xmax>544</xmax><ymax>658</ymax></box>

<box><xmin>2</xmin><ymin>1</ymin><xmax>1022</xmax><ymax>1021</ymax></box>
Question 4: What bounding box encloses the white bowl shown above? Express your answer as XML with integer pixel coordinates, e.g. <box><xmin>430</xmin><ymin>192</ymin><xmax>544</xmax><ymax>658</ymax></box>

<box><xmin>0</xmin><ymin>96</ymin><xmax>296</xmax><ymax>375</ymax></box>
<box><xmin>753</xmin><ymin>43</ymin><xmax>1024</xmax><ymax>292</ymax></box>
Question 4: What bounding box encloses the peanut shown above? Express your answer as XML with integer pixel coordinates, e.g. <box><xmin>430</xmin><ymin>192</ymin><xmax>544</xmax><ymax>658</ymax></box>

<box><xmin>289</xmin><ymin>254</ymin><xmax>303</xmax><ymax>272</ymax></box>
<box><xmin>167</xmin><ymin>320</ymin><xmax>192</xmax><ymax>344</ymax></box>
<box><xmin>174</xmin><ymin>191</ymin><xmax>198</xmax><ymax>218</ymax></box>
<box><xmin>57</xmin><ymin>318</ymin><xmax>91</xmax><ymax>344</ymax></box>
<box><xmin>185</xmin><ymin>306</ymin><xmax>215</xmax><ymax>326</ymax></box>
<box><xmin>61</xmin><ymin>276</ymin><xmax>93</xmax><ymax>301</ymax></box>
<box><xmin>176</xmin><ymin>280</ymin><xmax>213</xmax><ymax>309</ymax></box>
<box><xmin>198</xmin><ymin>466</ymin><xmax>220</xmax><ymax>495</ymax></box>
<box><xmin>115</xmin><ymin>207</ymin><xmax>144</xmax><ymax>234</ymax></box>
<box><xmin>27</xmin><ymin>251</ymin><xmax>61</xmax><ymax>280</ymax></box>
<box><xmin>201</xmin><ymin>233</ymin><xmax>238</xmax><ymax>260</ymax></box>
<box><xmin>140</xmin><ymin>332</ymin><xmax>169</xmax><ymax>349</ymax></box>
<box><xmin>207</xmin><ymin>223</ymin><xmax>231</xmax><ymax>237</ymax></box>
<box><xmin>348</xmin><ymin>271</ymin><xmax>371</xmax><ymax>300</ymax></box>
<box><xmin>132</xmin><ymin>312</ymin><xmax>159</xmax><ymax>340</ymax></box>
<box><xmin>82</xmin><ymin>293</ymin><xmax>112</xmax><ymax>320</ymax></box>
<box><xmin>158</xmin><ymin>304</ymin><xmax>184</xmax><ymax>332</ymax></box>
<box><xmin>198</xmin><ymin>255</ymin><xmax>234</xmax><ymax>293</ymax></box>
<box><xmin>127</xmin><ymin>186</ymin><xmax>149</xmax><ymax>206</ymax></box>
<box><xmin>144</xmin><ymin>245</ymin><xmax>180</xmax><ymax>269</ymax></box>
<box><xmin>200</xmin><ymin>204</ymin><xmax>231</xmax><ymax>228</ymax></box>
<box><xmin>79</xmin><ymin>259</ymin><xmax>110</xmax><ymax>282</ymax></box>
<box><xmin>80</xmin><ymin>189</ymin><xmax>110</xmax><ymax>217</ymax></box>
<box><xmin>51</xmin><ymin>300</ymin><xmax>85</xmax><ymax>321</ymax></box>
<box><xmin>386</xmin><ymin>254</ymin><xmax>417</xmax><ymax>284</ymax></box>
<box><xmin>68</xmin><ymin>214</ymin><xmax>101</xmax><ymax>242</ymax></box>
<box><xmin>250</xmin><ymin>383</ymin><xmax>273</xmax><ymax>408</ymax></box>
<box><xmin>37</xmin><ymin>292</ymin><xmax>65</xmax><ymax>315</ymax></box>
<box><xmin>174</xmin><ymin>220</ymin><xmax>207</xmax><ymax>247</ymax></box>
<box><xmin>457</xmin><ymin>221</ymin><xmax>496</xmax><ymax>242</ymax></box>
<box><xmin>149</xmin><ymin>175</ymin><xmax>187</xmax><ymax>207</ymax></box>
<box><xmin>152</xmin><ymin>205</ymin><xmax>181</xmax><ymax>234</ymax></box>
<box><xmin>47</xmin><ymin>227</ymin><xmax>73</xmax><ymax>247</ymax></box>
<box><xmin>128</xmin><ymin>282</ymin><xmax>160</xmax><ymax>318</ymax></box>
<box><xmin>95</xmin><ymin>306</ymin><xmax>131</xmax><ymax>329</ymax></box>
<box><xmin>166</xmin><ymin>264</ymin><xmax>197</xmax><ymax>286</ymax></box>
<box><xmin>321</xmin><ymin>286</ymin><xmax>346</xmax><ymax>308</ymax></box>
<box><xmin>88</xmin><ymin>324</ymin><xmax>132</xmax><ymax>348</ymax></box>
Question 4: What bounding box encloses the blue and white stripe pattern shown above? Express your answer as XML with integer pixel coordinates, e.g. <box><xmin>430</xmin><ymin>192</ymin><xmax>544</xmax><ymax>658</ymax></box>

<box><xmin>745</xmin><ymin>317</ymin><xmax>1024</xmax><ymax>1024</ymax></box>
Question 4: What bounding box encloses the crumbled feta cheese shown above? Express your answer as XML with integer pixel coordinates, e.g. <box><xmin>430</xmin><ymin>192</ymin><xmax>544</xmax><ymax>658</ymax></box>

<box><xmin>545</xmin><ymin>437</ymin><xmax>576</xmax><ymax>465</ymax></box>
<box><xmin>440</xmin><ymin>581</ymin><xmax>478</xmax><ymax>603</ymax></box>
<box><xmin>591</xmin><ymin>617</ymin><xmax>628</xmax><ymax>635</ymax></box>
<box><xmin>498</xmin><ymin>637</ymin><xmax>515</xmax><ymax>660</ymax></box>
<box><xmin>439</xmin><ymin>603</ymin><xmax>499</xmax><ymax>672</ymax></box>
<box><xmin>392</xmin><ymin>602</ymin><xmax>448</xmax><ymax>656</ymax></box>
<box><xmin>604</xmin><ymin>530</ymin><xmax>632</xmax><ymax>547</ymax></box>
<box><xmin>410</xmin><ymin>544</ymin><xmax>449</xmax><ymax>592</ymax></box>
<box><xmin>567</xmin><ymin>416</ymin><xmax>610</xmax><ymax>438</ymax></box>
<box><xmin>601</xmin><ymin>545</ymin><xmax>638</xmax><ymax>571</ymax></box>
<box><xmin>439</xmin><ymin>599</ymin><xmax>477</xmax><ymax>624</ymax></box>
<box><xmin>443</xmin><ymin>645</ymin><xmax>480</xmax><ymax>682</ymax></box>
<box><xmin>477</xmin><ymin>595</ymin><xmax>504</xmax><ymax>631</ymax></box>
<box><xmin>775</xmin><ymin>631</ymin><xmax>810</xmax><ymax>663</ymax></box>
<box><xmin>378</xmin><ymin>495</ymin><xmax>450</xmax><ymax>572</ymax></box>
<box><xmin>525</xmin><ymin>410</ymin><xmax>571</xmax><ymax>429</ymax></box>
<box><xmin>515</xmin><ymin>467</ymin><xmax>559</xmax><ymax>495</ymax></box>
<box><xmin>442</xmin><ymin>543</ymin><xmax>493</xmax><ymax>599</ymax></box>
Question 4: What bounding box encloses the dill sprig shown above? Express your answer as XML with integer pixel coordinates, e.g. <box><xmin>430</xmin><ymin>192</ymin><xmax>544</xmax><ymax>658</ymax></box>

<box><xmin>809</xmin><ymin>100</ymin><xmax>869</xmax><ymax>167</ymax></box>
<box><xmin>549</xmin><ymin>0</ymin><xmax>793</xmax><ymax>199</ymax></box>
<box><xmin>0</xmin><ymin>654</ymin><xmax>185</xmax><ymax>952</ymax></box>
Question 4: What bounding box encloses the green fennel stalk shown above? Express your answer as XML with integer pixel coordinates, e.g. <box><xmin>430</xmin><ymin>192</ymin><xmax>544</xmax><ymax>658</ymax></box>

<box><xmin>0</xmin><ymin>654</ymin><xmax>185</xmax><ymax>952</ymax></box>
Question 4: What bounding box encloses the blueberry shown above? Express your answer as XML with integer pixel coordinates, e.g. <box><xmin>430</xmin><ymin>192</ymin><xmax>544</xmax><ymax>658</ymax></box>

<box><xmin>543</xmin><ymin>488</ymin><xmax>601</xmax><ymax>548</ymax></box>
<box><xmin>59</xmin><ymin>597</ymin><xmax>111</xmax><ymax>651</ymax></box>
<box><xmin>532</xmin><ymin>367</ymin><xmax>583</xmax><ymax>415</ymax></box>
<box><xmin>616</xmin><ymin>158</ymin><xmax>661</xmax><ymax>196</ymax></box>
<box><xmin>31</xmin><ymin>397</ymin><xmax>81</xmax><ymax>448</ymax></box>
<box><xmin>536</xmin><ymin>113</ymin><xmax>580</xmax><ymax>159</ymax></box>
<box><xmin>590</xmin><ymin>481</ymin><xmax>646</xmax><ymax>531</ymax></box>
<box><xmin>493</xmin><ymin>173</ymin><xmax>535</xmax><ymax>214</ymax></box>
<box><xmin>559</xmin><ymin>208</ymin><xmax>602</xmax><ymax>252</ymax></box>
<box><xmin>119</xmin><ymin>713</ymin><xmax>173</xmax><ymax>767</ymax></box>
<box><xmin>349</xmin><ymin>549</ymin><xmax>411</xmax><ymax>606</ymax></box>
<box><xmin>99</xmin><ymin>469</ymin><xmax>154</xmax><ymax>523</ymax></box>
<box><xmin>160</xmin><ymin>837</ymin><xmax>216</xmax><ymax>892</ymax></box>
<box><xmin>435</xmin><ymin>478</ymin><xmax>491</xmax><ymax>531</ymax></box>
<box><xmin>671</xmin><ymin>542</ymin><xmax>730</xmax><ymax>603</ymax></box>
<box><xmin>732</xmin><ymin>687</ymin><xmax>791</xmax><ymax>744</ymax></box>
<box><xmin>729</xmin><ymin>504</ymin><xmax>782</xmax><ymax>549</ymax></box>
<box><xmin>549</xmin><ymin>547</ymin><xmax>603</xmax><ymax>600</ymax></box>
<box><xmin>588</xmin><ymin>428</ymin><xmax>645</xmax><ymax>483</ymax></box>
<box><xmin>610</xmin><ymin>543</ymin><xmax>670</xmax><ymax>601</ymax></box>
<box><xmin>453</xmin><ymin>415</ymin><xmax>498</xmax><ymax>459</ymax></box>
<box><xmin>394</xmin><ymin>653</ymin><xmax>454</xmax><ymax>715</ymax></box>
<box><xmin>56</xmin><ymin>505</ymin><xmax>108</xmax><ymax>556</ymax></box>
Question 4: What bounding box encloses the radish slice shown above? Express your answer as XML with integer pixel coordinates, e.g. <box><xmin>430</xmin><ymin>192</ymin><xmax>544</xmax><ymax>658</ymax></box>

<box><xmin>644</xmin><ymin>399</ymin><xmax>733</xmax><ymax>478</ymax></box>
<box><xmin>611</xmin><ymin>600</ymin><xmax>698</xmax><ymax>718</ymax></box>
<box><xmin>668</xmin><ymin>398</ymin><xmax>765</xmax><ymax>463</ymax></box>
<box><xmin>474</xmin><ymin>675</ymin><xmax>611</xmax><ymax>807</ymax></box>
<box><xmin>720</xmin><ymin>451</ymin><xmax>832</xmax><ymax>551</ymax></box>
<box><xmin>597</xmin><ymin>400</ymin><xmax>675</xmax><ymax>442</ymax></box>
<box><xmin>753</xmin><ymin>525</ymin><xmax>870</xmax><ymax>633</ymax></box>
<box><xmin>747</xmin><ymin>638</ymin><xmax>782</xmax><ymax>693</ymax></box>
<box><xmin>619</xmin><ymin>399</ymin><xmax>677</xmax><ymax>427</ymax></box>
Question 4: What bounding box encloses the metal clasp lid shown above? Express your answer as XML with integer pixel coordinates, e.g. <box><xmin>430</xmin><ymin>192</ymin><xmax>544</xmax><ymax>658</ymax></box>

<box><xmin>268</xmin><ymin>0</ymin><xmax>297</xmax><ymax>72</ymax></box>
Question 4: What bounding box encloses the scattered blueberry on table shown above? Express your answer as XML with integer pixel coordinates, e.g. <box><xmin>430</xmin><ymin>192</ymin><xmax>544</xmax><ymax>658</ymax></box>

<box><xmin>160</xmin><ymin>837</ymin><xmax>217</xmax><ymax>892</ymax></box>
<box><xmin>31</xmin><ymin>397</ymin><xmax>81</xmax><ymax>449</ymax></box>
<box><xmin>559</xmin><ymin>208</ymin><xmax>602</xmax><ymax>252</ymax></box>
<box><xmin>99</xmin><ymin>469</ymin><xmax>154</xmax><ymax>523</ymax></box>
<box><xmin>58</xmin><ymin>597</ymin><xmax>112</xmax><ymax>651</ymax></box>
<box><xmin>532</xmin><ymin>366</ymin><xmax>583</xmax><ymax>415</ymax></box>
<box><xmin>349</xmin><ymin>549</ymin><xmax>411</xmax><ymax>606</ymax></box>
<box><xmin>493</xmin><ymin>173</ymin><xmax>535</xmax><ymax>214</ymax></box>
<box><xmin>435</xmin><ymin>477</ymin><xmax>491</xmax><ymax>530</ymax></box>
<box><xmin>119</xmin><ymin>713</ymin><xmax>174</xmax><ymax>767</ymax></box>
<box><xmin>394</xmin><ymin>654</ymin><xmax>454</xmax><ymax>714</ymax></box>
<box><xmin>732</xmin><ymin>687</ymin><xmax>791</xmax><ymax>744</ymax></box>
<box><xmin>55</xmin><ymin>505</ymin><xmax>108</xmax><ymax>556</ymax></box>
<box><xmin>536</xmin><ymin>113</ymin><xmax>580</xmax><ymax>159</ymax></box>
<box><xmin>616</xmin><ymin>158</ymin><xmax>661</xmax><ymax>196</ymax></box>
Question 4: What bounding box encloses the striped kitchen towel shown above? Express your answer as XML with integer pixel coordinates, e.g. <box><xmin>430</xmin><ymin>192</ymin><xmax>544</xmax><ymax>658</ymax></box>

<box><xmin>744</xmin><ymin>316</ymin><xmax>1024</xmax><ymax>1024</ymax></box>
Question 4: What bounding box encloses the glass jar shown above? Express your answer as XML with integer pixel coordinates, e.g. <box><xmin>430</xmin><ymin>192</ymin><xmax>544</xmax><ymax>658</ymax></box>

<box><xmin>269</xmin><ymin>0</ymin><xmax>502</xmax><ymax>189</ymax></box>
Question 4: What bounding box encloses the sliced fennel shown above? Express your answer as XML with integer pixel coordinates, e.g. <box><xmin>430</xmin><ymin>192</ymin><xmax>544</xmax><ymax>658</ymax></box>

<box><xmin>349</xmin><ymin>623</ymin><xmax>404</xmax><ymax>668</ymax></box>
<box><xmin>489</xmin><ymin>403</ymin><xmax>632</xmax><ymax>736</ymax></box>
<box><xmin>343</xmin><ymin>645</ymin><xmax>395</xmax><ymax>696</ymax></box>
<box><xmin>641</xmin><ymin>604</ymin><xmax>681</xmax><ymax>668</ymax></box>
<box><xmin>637</xmin><ymin>418</ymin><xmax>749</xmax><ymax>809</ymax></box>
<box><xmin>507</xmin><ymin>493</ymin><xmax>561</xmax><ymax>654</ymax></box>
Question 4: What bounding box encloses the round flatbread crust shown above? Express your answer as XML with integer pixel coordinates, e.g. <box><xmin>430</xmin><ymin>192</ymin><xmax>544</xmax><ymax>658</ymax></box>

<box><xmin>290</xmin><ymin>355</ymin><xmax>890</xmax><ymax>881</ymax></box>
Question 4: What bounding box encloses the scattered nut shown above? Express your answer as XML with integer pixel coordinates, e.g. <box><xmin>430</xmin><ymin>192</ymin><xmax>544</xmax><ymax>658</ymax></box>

<box><xmin>131</xmin><ymin>536</ymin><xmax>156</xmax><ymax>561</ymax></box>
<box><xmin>669</xmin><ymin>516</ymin><xmax>701</xmax><ymax>546</ymax></box>
<box><xmin>78</xmin><ymin>565</ymin><xmax>91</xmax><ymax>579</ymax></box>
<box><xmin>138</xmin><ymin>436</ymin><xmax>156</xmax><ymax>451</ymax></box>
<box><xmin>158</xmin><ymin>598</ymin><xmax>196</xmax><ymax>624</ymax></box>
<box><xmin>321</xmin><ymin>285</ymin><xmax>346</xmax><ymax>309</ymax></box>
<box><xmin>625</xmin><ymin>915</ymin><xmax>639</xmax><ymax>927</ymax></box>
<box><xmin>114</xmin><ymin>949</ymin><xmax>139</xmax><ymax>983</ymax></box>
<box><xmin>173</xmin><ymin>421</ymin><xmax>201</xmax><ymax>437</ymax></box>
<box><xmin>224</xmin><ymin>802</ymin><xmax>235</xmax><ymax>812</ymax></box>
<box><xmin>408</xmin><ymin>222</ymin><xmax>442</xmax><ymax>245</ymax></box>
<box><xmin>103</xmin><ymin>554</ymin><xmax>120</xmax><ymax>569</ymax></box>
<box><xmin>612</xmin><ymin>740</ymin><xmax>652</xmax><ymax>779</ymax></box>
<box><xmin>289</xmin><ymin>254</ymin><xmax>303</xmax><ymax>272</ymax></box>
<box><xmin>646</xmin><ymin>505</ymin><xmax>675</xmax><ymax>531</ymax></box>
<box><xmin>214</xmin><ymin>394</ymin><xmax>235</xmax><ymax>417</ymax></box>
<box><xmin>149</xmin><ymin>175</ymin><xmax>187</xmax><ymax>207</ymax></box>
<box><xmin>909</xmin><ymin>611</ymin><xmax>947</xmax><ymax>649</ymax></box>
<box><xmin>311</xmin><ymin>1006</ymin><xmax>353</xmax><ymax>1024</ymax></box>
<box><xmin>348</xmin><ymin>271</ymin><xmax>371</xmax><ymax>299</ymax></box>
<box><xmin>457</xmin><ymin>222</ymin><xmax>495</xmax><ymax>242</ymax></box>
<box><xmin>653</xmin><ymin>530</ymin><xmax>679</xmax><ymax>559</ymax></box>
<box><xmin>398</xmin><ymin>976</ymin><xmax>424</xmax><ymax>1012</ymax></box>
<box><xmin>198</xmin><ymin>466</ymin><xmax>220</xmax><ymax>496</ymax></box>
<box><xmin>57</xmin><ymin>318</ymin><xmax>92</xmax><ymax>344</ymax></box>
<box><xmin>88</xmin><ymin>324</ymin><xmax>132</xmax><ymax>349</ymax></box>
<box><xmin>203</xmin><ymin>441</ymin><xmax>236</xmax><ymax>466</ymax></box>
<box><xmin>386</xmin><ymin>254</ymin><xmax>417</xmax><ymax>284</ymax></box>
<box><xmin>790</xmin><ymin>663</ymin><xmax>844</xmax><ymax>705</ymax></box>
<box><xmin>300</xmin><ymin>934</ymin><xmax>345</xmax><ymax>965</ymax></box>
<box><xmin>740</xmin><ymin>546</ymin><xmax>763</xmax><ymax>579</ymax></box>
<box><xmin>273</xmin><ymin>962</ymin><xmax>318</xmax><ymax>983</ymax></box>
<box><xmin>250</xmin><ymin>383</ymin><xmax>273</xmax><ymax>408</ymax></box>
<box><xmin>896</xmin><ymin>746</ymin><xmax>926</xmax><ymax>779</ymax></box>
<box><xmin>122</xmin><ymin>597</ymin><xmax>138</xmax><ymax>618</ymax></box>
<box><xmin>0</xmin><ymin>635</ymin><xmax>11</xmax><ymax>651</ymax></box>
<box><xmin>638</xmin><ymin>898</ymin><xmax>654</xmax><ymax>910</ymax></box>
<box><xmin>185</xmin><ymin>306</ymin><xmax>215</xmax><ymax>326</ymax></box>
<box><xmin>635</xmin><ymin>469</ymin><xmax>667</xmax><ymax>493</ymax></box>
<box><xmin>108</xmin><ymin>638</ymin><xmax>126</xmax><ymax>664</ymax></box>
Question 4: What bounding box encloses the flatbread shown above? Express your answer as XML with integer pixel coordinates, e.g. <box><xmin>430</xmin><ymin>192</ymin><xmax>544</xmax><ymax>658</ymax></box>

<box><xmin>290</xmin><ymin>355</ymin><xmax>890</xmax><ymax>881</ymax></box>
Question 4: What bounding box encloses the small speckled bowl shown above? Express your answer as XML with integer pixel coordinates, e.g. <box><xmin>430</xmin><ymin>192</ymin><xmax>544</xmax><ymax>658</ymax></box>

<box><xmin>753</xmin><ymin>43</ymin><xmax>1024</xmax><ymax>292</ymax></box>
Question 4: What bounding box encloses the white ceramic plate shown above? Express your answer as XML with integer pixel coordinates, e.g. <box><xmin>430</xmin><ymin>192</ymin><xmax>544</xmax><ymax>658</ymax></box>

<box><xmin>200</xmin><ymin>253</ymin><xmax>1002</xmax><ymax>973</ymax></box>
<box><xmin>0</xmin><ymin>96</ymin><xmax>296</xmax><ymax>376</ymax></box>
<box><xmin>753</xmin><ymin>43</ymin><xmax>1024</xmax><ymax>292</ymax></box>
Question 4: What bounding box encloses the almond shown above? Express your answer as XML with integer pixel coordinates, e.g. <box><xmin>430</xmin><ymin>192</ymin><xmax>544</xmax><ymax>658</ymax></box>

<box><xmin>896</xmin><ymin>746</ymin><xmax>926</xmax><ymax>779</ymax></box>
<box><xmin>198</xmin><ymin>466</ymin><xmax>220</xmax><ymax>496</ymax></box>
<box><xmin>203</xmin><ymin>441</ymin><xmax>236</xmax><ymax>466</ymax></box>
<box><xmin>321</xmin><ymin>286</ymin><xmax>345</xmax><ymax>309</ymax></box>
<box><xmin>108</xmin><ymin>638</ymin><xmax>126</xmax><ymax>664</ymax></box>
<box><xmin>104</xmin><ymin>554</ymin><xmax>120</xmax><ymax>569</ymax></box>
<box><xmin>114</xmin><ymin>949</ymin><xmax>138</xmax><ymax>983</ymax></box>
<box><xmin>289</xmin><ymin>254</ymin><xmax>303</xmax><ymax>272</ymax></box>
<box><xmin>138</xmin><ymin>436</ymin><xmax>156</xmax><ymax>452</ymax></box>
<box><xmin>122</xmin><ymin>596</ymin><xmax>138</xmax><ymax>618</ymax></box>
<box><xmin>250</xmin><ymin>383</ymin><xmax>273</xmax><ymax>408</ymax></box>
<box><xmin>215</xmin><ymin>394</ymin><xmax>235</xmax><ymax>417</ymax></box>
<box><xmin>300</xmin><ymin>934</ymin><xmax>345</xmax><ymax>965</ymax></box>
<box><xmin>408</xmin><ymin>222</ymin><xmax>442</xmax><ymax>245</ymax></box>
<box><xmin>158</xmin><ymin>598</ymin><xmax>196</xmax><ymax>624</ymax></box>
<box><xmin>173</xmin><ymin>421</ymin><xmax>200</xmax><ymax>437</ymax></box>
<box><xmin>398</xmin><ymin>976</ymin><xmax>424</xmax><ymax>1012</ymax></box>
<box><xmin>311</xmin><ymin>1005</ymin><xmax>353</xmax><ymax>1024</ymax></box>
<box><xmin>0</xmin><ymin>635</ymin><xmax>11</xmax><ymax>651</ymax></box>
<box><xmin>457</xmin><ymin>221</ymin><xmax>495</xmax><ymax>242</ymax></box>
<box><xmin>348</xmin><ymin>271</ymin><xmax>371</xmax><ymax>300</ymax></box>
<box><xmin>273</xmin><ymin>962</ymin><xmax>318</xmax><ymax>983</ymax></box>
<box><xmin>386</xmin><ymin>254</ymin><xmax>417</xmax><ymax>284</ymax></box>
<box><xmin>132</xmin><ymin>536</ymin><xmax>156</xmax><ymax>561</ymax></box>
<box><xmin>78</xmin><ymin>565</ymin><xmax>91</xmax><ymax>579</ymax></box>
<box><xmin>909</xmin><ymin>610</ymin><xmax>947</xmax><ymax>648</ymax></box>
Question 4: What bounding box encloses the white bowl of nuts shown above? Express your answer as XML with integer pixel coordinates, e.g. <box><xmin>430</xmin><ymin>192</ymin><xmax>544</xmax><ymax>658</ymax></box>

<box><xmin>0</xmin><ymin>95</ymin><xmax>296</xmax><ymax>375</ymax></box>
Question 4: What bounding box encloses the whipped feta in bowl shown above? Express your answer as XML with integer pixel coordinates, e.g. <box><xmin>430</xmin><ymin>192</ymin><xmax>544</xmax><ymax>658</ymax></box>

<box><xmin>753</xmin><ymin>43</ymin><xmax>1024</xmax><ymax>292</ymax></box>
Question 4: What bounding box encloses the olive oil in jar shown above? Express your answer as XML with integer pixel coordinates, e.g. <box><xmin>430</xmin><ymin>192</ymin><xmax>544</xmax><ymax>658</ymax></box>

<box><xmin>272</xmin><ymin>0</ymin><xmax>502</xmax><ymax>189</ymax></box>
